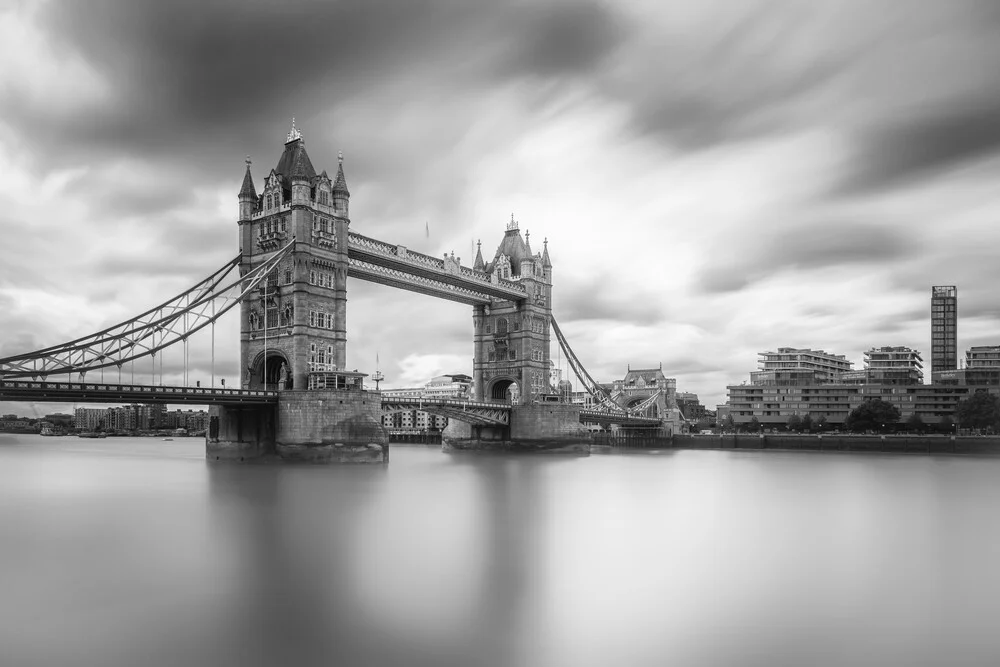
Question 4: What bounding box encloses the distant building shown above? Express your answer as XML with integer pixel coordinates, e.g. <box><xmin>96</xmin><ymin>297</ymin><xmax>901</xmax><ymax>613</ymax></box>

<box><xmin>931</xmin><ymin>286</ymin><xmax>958</xmax><ymax>376</ymax></box>
<box><xmin>380</xmin><ymin>374</ymin><xmax>472</xmax><ymax>432</ymax></box>
<box><xmin>840</xmin><ymin>347</ymin><xmax>923</xmax><ymax>385</ymax></box>
<box><xmin>74</xmin><ymin>408</ymin><xmax>106</xmax><ymax>431</ymax></box>
<box><xmin>675</xmin><ymin>392</ymin><xmax>707</xmax><ymax>421</ymax></box>
<box><xmin>963</xmin><ymin>346</ymin><xmax>1000</xmax><ymax>387</ymax></box>
<box><xmin>728</xmin><ymin>343</ymin><xmax>989</xmax><ymax>428</ymax></box>
<box><xmin>751</xmin><ymin>348</ymin><xmax>853</xmax><ymax>385</ymax></box>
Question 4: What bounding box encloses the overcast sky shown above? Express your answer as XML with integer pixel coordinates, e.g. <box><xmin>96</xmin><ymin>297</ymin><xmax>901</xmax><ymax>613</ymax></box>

<box><xmin>3</xmin><ymin>0</ymin><xmax>1000</xmax><ymax>417</ymax></box>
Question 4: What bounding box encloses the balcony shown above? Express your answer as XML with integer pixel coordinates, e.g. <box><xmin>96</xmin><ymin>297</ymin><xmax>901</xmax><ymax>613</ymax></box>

<box><xmin>257</xmin><ymin>230</ymin><xmax>287</xmax><ymax>251</ymax></box>
<box><xmin>312</xmin><ymin>229</ymin><xmax>337</xmax><ymax>249</ymax></box>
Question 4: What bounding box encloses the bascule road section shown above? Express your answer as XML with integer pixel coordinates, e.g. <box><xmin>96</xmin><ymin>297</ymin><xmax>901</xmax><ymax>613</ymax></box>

<box><xmin>1</xmin><ymin>121</ymin><xmax>670</xmax><ymax>463</ymax></box>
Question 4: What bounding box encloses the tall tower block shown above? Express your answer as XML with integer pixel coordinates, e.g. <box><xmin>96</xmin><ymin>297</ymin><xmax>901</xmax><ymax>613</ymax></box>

<box><xmin>931</xmin><ymin>285</ymin><xmax>957</xmax><ymax>379</ymax></box>
<box><xmin>236</xmin><ymin>121</ymin><xmax>350</xmax><ymax>391</ymax></box>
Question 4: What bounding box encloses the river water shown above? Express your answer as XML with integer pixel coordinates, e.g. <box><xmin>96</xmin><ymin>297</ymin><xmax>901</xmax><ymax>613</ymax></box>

<box><xmin>1</xmin><ymin>435</ymin><xmax>999</xmax><ymax>667</ymax></box>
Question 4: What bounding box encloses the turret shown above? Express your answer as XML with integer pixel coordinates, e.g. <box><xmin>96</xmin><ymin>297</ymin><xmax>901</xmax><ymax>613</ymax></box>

<box><xmin>473</xmin><ymin>239</ymin><xmax>485</xmax><ymax>271</ymax></box>
<box><xmin>238</xmin><ymin>156</ymin><xmax>257</xmax><ymax>221</ymax></box>
<box><xmin>332</xmin><ymin>151</ymin><xmax>350</xmax><ymax>218</ymax></box>
<box><xmin>520</xmin><ymin>230</ymin><xmax>536</xmax><ymax>277</ymax></box>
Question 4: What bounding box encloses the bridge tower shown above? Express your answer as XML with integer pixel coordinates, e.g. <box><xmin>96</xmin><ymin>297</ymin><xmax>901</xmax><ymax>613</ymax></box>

<box><xmin>237</xmin><ymin>121</ymin><xmax>350</xmax><ymax>392</ymax></box>
<box><xmin>212</xmin><ymin>121</ymin><xmax>386</xmax><ymax>463</ymax></box>
<box><xmin>471</xmin><ymin>216</ymin><xmax>553</xmax><ymax>405</ymax></box>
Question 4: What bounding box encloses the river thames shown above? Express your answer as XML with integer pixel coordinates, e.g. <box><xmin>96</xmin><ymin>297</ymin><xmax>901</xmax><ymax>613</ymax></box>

<box><xmin>1</xmin><ymin>435</ymin><xmax>999</xmax><ymax>666</ymax></box>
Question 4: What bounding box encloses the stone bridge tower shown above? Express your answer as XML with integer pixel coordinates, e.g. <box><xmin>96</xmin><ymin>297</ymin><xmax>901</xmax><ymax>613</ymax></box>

<box><xmin>471</xmin><ymin>216</ymin><xmax>553</xmax><ymax>404</ymax></box>
<box><xmin>236</xmin><ymin>121</ymin><xmax>351</xmax><ymax>392</ymax></box>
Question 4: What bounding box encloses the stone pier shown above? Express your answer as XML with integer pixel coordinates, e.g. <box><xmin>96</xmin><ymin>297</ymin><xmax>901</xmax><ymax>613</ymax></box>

<box><xmin>207</xmin><ymin>376</ymin><xmax>388</xmax><ymax>464</ymax></box>
<box><xmin>442</xmin><ymin>403</ymin><xmax>590</xmax><ymax>454</ymax></box>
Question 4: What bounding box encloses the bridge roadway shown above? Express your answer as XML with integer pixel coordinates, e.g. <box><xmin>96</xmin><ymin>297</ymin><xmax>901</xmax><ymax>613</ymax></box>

<box><xmin>0</xmin><ymin>380</ymin><xmax>278</xmax><ymax>406</ymax></box>
<box><xmin>0</xmin><ymin>380</ymin><xmax>663</xmax><ymax>428</ymax></box>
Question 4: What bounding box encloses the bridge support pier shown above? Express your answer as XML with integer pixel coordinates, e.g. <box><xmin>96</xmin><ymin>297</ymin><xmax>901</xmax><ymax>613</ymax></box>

<box><xmin>442</xmin><ymin>404</ymin><xmax>590</xmax><ymax>454</ymax></box>
<box><xmin>207</xmin><ymin>404</ymin><xmax>277</xmax><ymax>461</ymax></box>
<box><xmin>274</xmin><ymin>390</ymin><xmax>388</xmax><ymax>463</ymax></box>
<box><xmin>206</xmin><ymin>390</ymin><xmax>389</xmax><ymax>463</ymax></box>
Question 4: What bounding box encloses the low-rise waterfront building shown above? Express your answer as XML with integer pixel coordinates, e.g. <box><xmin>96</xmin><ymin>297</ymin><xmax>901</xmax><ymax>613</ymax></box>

<box><xmin>727</xmin><ymin>345</ymin><xmax>989</xmax><ymax>428</ymax></box>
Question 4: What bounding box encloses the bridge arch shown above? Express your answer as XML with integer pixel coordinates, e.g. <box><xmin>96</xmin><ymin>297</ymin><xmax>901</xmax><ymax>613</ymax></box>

<box><xmin>624</xmin><ymin>394</ymin><xmax>659</xmax><ymax>418</ymax></box>
<box><xmin>488</xmin><ymin>377</ymin><xmax>520</xmax><ymax>403</ymax></box>
<box><xmin>248</xmin><ymin>349</ymin><xmax>292</xmax><ymax>391</ymax></box>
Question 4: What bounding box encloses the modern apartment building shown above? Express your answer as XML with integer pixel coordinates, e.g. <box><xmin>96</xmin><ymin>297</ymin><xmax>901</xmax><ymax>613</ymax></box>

<box><xmin>751</xmin><ymin>348</ymin><xmax>854</xmax><ymax>385</ymax></box>
<box><xmin>727</xmin><ymin>344</ymin><xmax>980</xmax><ymax>428</ymax></box>
<box><xmin>931</xmin><ymin>285</ymin><xmax>958</xmax><ymax>376</ymax></box>
<box><xmin>853</xmin><ymin>346</ymin><xmax>924</xmax><ymax>385</ymax></box>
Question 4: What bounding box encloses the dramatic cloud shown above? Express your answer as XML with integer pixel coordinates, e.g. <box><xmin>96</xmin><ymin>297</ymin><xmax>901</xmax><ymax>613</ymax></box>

<box><xmin>5</xmin><ymin>0</ymin><xmax>1000</xmax><ymax>416</ymax></box>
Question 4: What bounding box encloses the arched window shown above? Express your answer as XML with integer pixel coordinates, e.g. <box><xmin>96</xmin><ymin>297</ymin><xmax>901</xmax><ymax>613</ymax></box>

<box><xmin>496</xmin><ymin>318</ymin><xmax>508</xmax><ymax>334</ymax></box>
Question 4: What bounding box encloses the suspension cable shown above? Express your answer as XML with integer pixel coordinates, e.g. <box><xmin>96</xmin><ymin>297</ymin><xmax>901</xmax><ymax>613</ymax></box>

<box><xmin>0</xmin><ymin>243</ymin><xmax>294</xmax><ymax>379</ymax></box>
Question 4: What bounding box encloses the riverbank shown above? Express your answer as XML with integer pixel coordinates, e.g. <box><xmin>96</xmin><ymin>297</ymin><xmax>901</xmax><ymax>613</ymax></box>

<box><xmin>673</xmin><ymin>433</ymin><xmax>1000</xmax><ymax>455</ymax></box>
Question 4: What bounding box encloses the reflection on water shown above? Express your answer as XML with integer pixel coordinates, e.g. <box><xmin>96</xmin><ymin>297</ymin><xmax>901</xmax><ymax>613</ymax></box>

<box><xmin>2</xmin><ymin>436</ymin><xmax>1000</xmax><ymax>666</ymax></box>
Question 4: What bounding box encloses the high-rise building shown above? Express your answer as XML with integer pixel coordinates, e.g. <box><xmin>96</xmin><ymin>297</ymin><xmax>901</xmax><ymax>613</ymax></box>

<box><xmin>931</xmin><ymin>285</ymin><xmax>958</xmax><ymax>376</ymax></box>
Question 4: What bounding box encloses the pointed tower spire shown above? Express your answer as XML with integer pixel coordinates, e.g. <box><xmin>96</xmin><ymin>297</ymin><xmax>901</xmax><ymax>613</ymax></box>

<box><xmin>239</xmin><ymin>156</ymin><xmax>257</xmax><ymax>199</ymax></box>
<box><xmin>238</xmin><ymin>156</ymin><xmax>257</xmax><ymax>221</ymax></box>
<box><xmin>542</xmin><ymin>237</ymin><xmax>552</xmax><ymax>268</ymax></box>
<box><xmin>333</xmin><ymin>151</ymin><xmax>350</xmax><ymax>196</ymax></box>
<box><xmin>524</xmin><ymin>229</ymin><xmax>533</xmax><ymax>256</ymax></box>
<box><xmin>473</xmin><ymin>239</ymin><xmax>485</xmax><ymax>271</ymax></box>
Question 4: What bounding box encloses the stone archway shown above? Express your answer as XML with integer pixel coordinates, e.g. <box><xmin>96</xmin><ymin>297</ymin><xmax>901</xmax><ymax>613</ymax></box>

<box><xmin>249</xmin><ymin>350</ymin><xmax>291</xmax><ymax>390</ymax></box>
<box><xmin>489</xmin><ymin>377</ymin><xmax>520</xmax><ymax>404</ymax></box>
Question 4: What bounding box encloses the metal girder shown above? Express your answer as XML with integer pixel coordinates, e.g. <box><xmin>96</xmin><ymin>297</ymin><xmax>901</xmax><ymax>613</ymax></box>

<box><xmin>0</xmin><ymin>244</ymin><xmax>295</xmax><ymax>379</ymax></box>
<box><xmin>347</xmin><ymin>232</ymin><xmax>527</xmax><ymax>302</ymax></box>
<box><xmin>625</xmin><ymin>390</ymin><xmax>662</xmax><ymax>416</ymax></box>
<box><xmin>381</xmin><ymin>396</ymin><xmax>511</xmax><ymax>426</ymax></box>
<box><xmin>0</xmin><ymin>380</ymin><xmax>277</xmax><ymax>405</ymax></box>
<box><xmin>579</xmin><ymin>409</ymin><xmax>661</xmax><ymax>427</ymax></box>
<box><xmin>349</xmin><ymin>259</ymin><xmax>495</xmax><ymax>305</ymax></box>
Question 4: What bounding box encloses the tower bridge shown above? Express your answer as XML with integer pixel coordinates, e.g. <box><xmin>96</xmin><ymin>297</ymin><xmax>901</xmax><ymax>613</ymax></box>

<box><xmin>0</xmin><ymin>122</ymin><xmax>670</xmax><ymax>461</ymax></box>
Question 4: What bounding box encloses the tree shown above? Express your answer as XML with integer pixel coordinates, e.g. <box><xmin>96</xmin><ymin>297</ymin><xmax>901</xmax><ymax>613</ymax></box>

<box><xmin>955</xmin><ymin>392</ymin><xmax>1000</xmax><ymax>432</ymax></box>
<box><xmin>748</xmin><ymin>417</ymin><xmax>762</xmax><ymax>433</ymax></box>
<box><xmin>800</xmin><ymin>414</ymin><xmax>813</xmax><ymax>433</ymax></box>
<box><xmin>812</xmin><ymin>415</ymin><xmax>828</xmax><ymax>432</ymax></box>
<box><xmin>844</xmin><ymin>398</ymin><xmax>901</xmax><ymax>433</ymax></box>
<box><xmin>786</xmin><ymin>415</ymin><xmax>803</xmax><ymax>432</ymax></box>
<box><xmin>938</xmin><ymin>415</ymin><xmax>955</xmax><ymax>434</ymax></box>
<box><xmin>723</xmin><ymin>414</ymin><xmax>735</xmax><ymax>433</ymax></box>
<box><xmin>905</xmin><ymin>412</ymin><xmax>925</xmax><ymax>434</ymax></box>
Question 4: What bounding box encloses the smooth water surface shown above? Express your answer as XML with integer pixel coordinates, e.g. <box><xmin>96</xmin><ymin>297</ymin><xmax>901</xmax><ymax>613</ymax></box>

<box><xmin>2</xmin><ymin>434</ymin><xmax>999</xmax><ymax>666</ymax></box>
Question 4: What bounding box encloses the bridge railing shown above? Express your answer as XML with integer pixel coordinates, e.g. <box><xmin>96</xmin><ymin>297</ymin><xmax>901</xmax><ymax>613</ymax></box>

<box><xmin>348</xmin><ymin>232</ymin><xmax>526</xmax><ymax>295</ymax></box>
<box><xmin>0</xmin><ymin>379</ymin><xmax>276</xmax><ymax>398</ymax></box>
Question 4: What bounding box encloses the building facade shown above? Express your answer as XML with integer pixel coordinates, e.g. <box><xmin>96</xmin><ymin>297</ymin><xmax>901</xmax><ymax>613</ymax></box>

<box><xmin>728</xmin><ymin>343</ymin><xmax>993</xmax><ymax>429</ymax></box>
<box><xmin>931</xmin><ymin>285</ymin><xmax>958</xmax><ymax>377</ymax></box>
<box><xmin>237</xmin><ymin>122</ymin><xmax>351</xmax><ymax>392</ymax></box>
<box><xmin>471</xmin><ymin>217</ymin><xmax>553</xmax><ymax>404</ymax></box>
<box><xmin>751</xmin><ymin>348</ymin><xmax>854</xmax><ymax>385</ymax></box>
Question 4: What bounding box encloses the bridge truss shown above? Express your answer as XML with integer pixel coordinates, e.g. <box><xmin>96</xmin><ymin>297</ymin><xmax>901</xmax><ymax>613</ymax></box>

<box><xmin>381</xmin><ymin>396</ymin><xmax>510</xmax><ymax>426</ymax></box>
<box><xmin>347</xmin><ymin>232</ymin><xmax>528</xmax><ymax>305</ymax></box>
<box><xmin>0</xmin><ymin>244</ymin><xmax>294</xmax><ymax>380</ymax></box>
<box><xmin>550</xmin><ymin>317</ymin><xmax>661</xmax><ymax>419</ymax></box>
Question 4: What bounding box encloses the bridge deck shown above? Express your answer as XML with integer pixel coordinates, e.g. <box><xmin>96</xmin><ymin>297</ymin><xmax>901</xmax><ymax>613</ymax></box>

<box><xmin>0</xmin><ymin>381</ymin><xmax>278</xmax><ymax>405</ymax></box>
